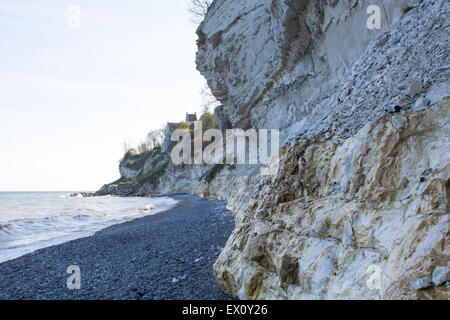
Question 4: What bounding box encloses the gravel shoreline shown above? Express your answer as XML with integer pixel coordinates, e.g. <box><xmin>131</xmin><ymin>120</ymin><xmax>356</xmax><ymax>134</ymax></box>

<box><xmin>0</xmin><ymin>194</ymin><xmax>235</xmax><ymax>300</ymax></box>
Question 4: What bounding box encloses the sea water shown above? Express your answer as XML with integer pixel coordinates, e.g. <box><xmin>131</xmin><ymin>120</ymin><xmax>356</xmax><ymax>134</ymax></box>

<box><xmin>0</xmin><ymin>192</ymin><xmax>178</xmax><ymax>263</ymax></box>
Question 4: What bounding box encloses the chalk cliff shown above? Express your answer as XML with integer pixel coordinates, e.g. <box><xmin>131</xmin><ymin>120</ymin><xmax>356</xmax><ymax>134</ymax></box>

<box><xmin>98</xmin><ymin>0</ymin><xmax>449</xmax><ymax>299</ymax></box>
<box><xmin>193</xmin><ymin>0</ymin><xmax>449</xmax><ymax>299</ymax></box>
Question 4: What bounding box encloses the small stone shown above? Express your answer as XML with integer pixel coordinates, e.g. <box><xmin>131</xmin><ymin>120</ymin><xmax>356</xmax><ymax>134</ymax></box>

<box><xmin>399</xmin><ymin>177</ymin><xmax>409</xmax><ymax>189</ymax></box>
<box><xmin>432</xmin><ymin>266</ymin><xmax>450</xmax><ymax>287</ymax></box>
<box><xmin>407</xmin><ymin>80</ymin><xmax>423</xmax><ymax>98</ymax></box>
<box><xmin>410</xmin><ymin>277</ymin><xmax>433</xmax><ymax>290</ymax></box>
<box><xmin>387</xmin><ymin>106</ymin><xmax>402</xmax><ymax>114</ymax></box>
<box><xmin>414</xmin><ymin>98</ymin><xmax>430</xmax><ymax>110</ymax></box>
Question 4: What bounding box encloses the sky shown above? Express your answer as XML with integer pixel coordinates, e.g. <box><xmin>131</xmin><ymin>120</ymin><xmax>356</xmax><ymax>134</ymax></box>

<box><xmin>0</xmin><ymin>0</ymin><xmax>207</xmax><ymax>191</ymax></box>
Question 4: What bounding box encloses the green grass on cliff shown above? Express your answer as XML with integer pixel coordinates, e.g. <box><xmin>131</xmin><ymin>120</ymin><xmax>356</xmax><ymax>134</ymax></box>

<box><xmin>111</xmin><ymin>177</ymin><xmax>126</xmax><ymax>185</ymax></box>
<box><xmin>203</xmin><ymin>163</ymin><xmax>225</xmax><ymax>183</ymax></box>
<box><xmin>123</xmin><ymin>157</ymin><xmax>148</xmax><ymax>171</ymax></box>
<box><xmin>137</xmin><ymin>161</ymin><xmax>169</xmax><ymax>185</ymax></box>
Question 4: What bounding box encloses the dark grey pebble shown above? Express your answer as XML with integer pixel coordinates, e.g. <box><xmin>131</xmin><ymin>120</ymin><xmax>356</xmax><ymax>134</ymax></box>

<box><xmin>0</xmin><ymin>194</ymin><xmax>235</xmax><ymax>300</ymax></box>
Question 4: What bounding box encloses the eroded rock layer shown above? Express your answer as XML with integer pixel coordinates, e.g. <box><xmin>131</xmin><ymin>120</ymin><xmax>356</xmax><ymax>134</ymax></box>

<box><xmin>210</xmin><ymin>100</ymin><xmax>449</xmax><ymax>300</ymax></box>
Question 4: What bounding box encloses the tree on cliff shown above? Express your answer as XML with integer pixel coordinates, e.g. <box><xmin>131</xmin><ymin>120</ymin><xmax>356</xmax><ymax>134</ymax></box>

<box><xmin>146</xmin><ymin>128</ymin><xmax>165</xmax><ymax>150</ymax></box>
<box><xmin>199</xmin><ymin>112</ymin><xmax>217</xmax><ymax>131</ymax></box>
<box><xmin>122</xmin><ymin>141</ymin><xmax>133</xmax><ymax>154</ymax></box>
<box><xmin>188</xmin><ymin>0</ymin><xmax>213</xmax><ymax>24</ymax></box>
<box><xmin>200</xmin><ymin>83</ymin><xmax>220</xmax><ymax>114</ymax></box>
<box><xmin>124</xmin><ymin>128</ymin><xmax>165</xmax><ymax>155</ymax></box>
<box><xmin>137</xmin><ymin>128</ymin><xmax>165</xmax><ymax>153</ymax></box>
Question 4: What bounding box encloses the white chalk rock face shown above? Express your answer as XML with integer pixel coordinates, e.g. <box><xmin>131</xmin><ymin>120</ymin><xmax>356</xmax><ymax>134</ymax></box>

<box><xmin>210</xmin><ymin>98</ymin><xmax>449</xmax><ymax>300</ymax></box>
<box><xmin>432</xmin><ymin>266</ymin><xmax>450</xmax><ymax>287</ymax></box>
<box><xmin>194</xmin><ymin>0</ymin><xmax>450</xmax><ymax>300</ymax></box>
<box><xmin>197</xmin><ymin>0</ymin><xmax>448</xmax><ymax>144</ymax></box>
<box><xmin>119</xmin><ymin>153</ymin><xmax>148</xmax><ymax>180</ymax></box>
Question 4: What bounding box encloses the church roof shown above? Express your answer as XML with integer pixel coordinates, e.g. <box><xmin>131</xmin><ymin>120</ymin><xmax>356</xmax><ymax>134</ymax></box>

<box><xmin>166</xmin><ymin>122</ymin><xmax>181</xmax><ymax>132</ymax></box>
<box><xmin>186</xmin><ymin>113</ymin><xmax>197</xmax><ymax>122</ymax></box>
